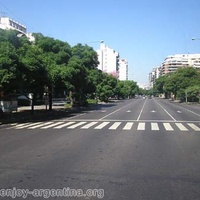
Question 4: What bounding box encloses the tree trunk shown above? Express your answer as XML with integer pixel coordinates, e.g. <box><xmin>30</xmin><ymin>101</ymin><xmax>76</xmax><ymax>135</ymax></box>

<box><xmin>69</xmin><ymin>91</ymin><xmax>73</xmax><ymax>106</ymax></box>
<box><xmin>31</xmin><ymin>93</ymin><xmax>36</xmax><ymax>115</ymax></box>
<box><xmin>48</xmin><ymin>85</ymin><xmax>52</xmax><ymax>111</ymax></box>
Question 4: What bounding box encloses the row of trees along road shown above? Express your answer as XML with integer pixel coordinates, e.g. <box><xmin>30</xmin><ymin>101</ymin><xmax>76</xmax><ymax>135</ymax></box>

<box><xmin>0</xmin><ymin>30</ymin><xmax>139</xmax><ymax>113</ymax></box>
<box><xmin>153</xmin><ymin>67</ymin><xmax>200</xmax><ymax>102</ymax></box>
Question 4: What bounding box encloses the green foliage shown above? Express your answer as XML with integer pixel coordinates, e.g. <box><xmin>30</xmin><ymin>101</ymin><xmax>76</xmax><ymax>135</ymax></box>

<box><xmin>0</xmin><ymin>29</ymin><xmax>140</xmax><ymax>108</ymax></box>
<box><xmin>0</xmin><ymin>41</ymin><xmax>20</xmax><ymax>95</ymax></box>
<box><xmin>18</xmin><ymin>44</ymin><xmax>48</xmax><ymax>93</ymax></box>
<box><xmin>96</xmin><ymin>73</ymin><xmax>117</xmax><ymax>102</ymax></box>
<box><xmin>186</xmin><ymin>85</ymin><xmax>200</xmax><ymax>102</ymax></box>
<box><xmin>72</xmin><ymin>43</ymin><xmax>99</xmax><ymax>69</ymax></box>
<box><xmin>115</xmin><ymin>80</ymin><xmax>138</xmax><ymax>99</ymax></box>
<box><xmin>153</xmin><ymin>67</ymin><xmax>200</xmax><ymax>102</ymax></box>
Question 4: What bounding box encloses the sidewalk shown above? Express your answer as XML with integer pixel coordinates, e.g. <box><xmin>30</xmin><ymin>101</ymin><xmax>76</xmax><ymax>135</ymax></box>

<box><xmin>0</xmin><ymin>103</ymin><xmax>102</xmax><ymax>125</ymax></box>
<box><xmin>0</xmin><ymin>105</ymin><xmax>78</xmax><ymax>124</ymax></box>
<box><xmin>0</xmin><ymin>100</ymin><xmax>120</xmax><ymax>125</ymax></box>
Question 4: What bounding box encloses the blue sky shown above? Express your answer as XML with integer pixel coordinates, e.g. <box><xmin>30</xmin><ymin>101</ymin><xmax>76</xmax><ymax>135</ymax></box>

<box><xmin>1</xmin><ymin>0</ymin><xmax>200</xmax><ymax>85</ymax></box>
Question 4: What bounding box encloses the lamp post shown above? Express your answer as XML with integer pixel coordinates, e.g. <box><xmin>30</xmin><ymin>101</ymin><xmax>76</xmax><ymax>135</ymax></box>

<box><xmin>192</xmin><ymin>38</ymin><xmax>200</xmax><ymax>41</ymax></box>
<box><xmin>85</xmin><ymin>40</ymin><xmax>104</xmax><ymax>44</ymax></box>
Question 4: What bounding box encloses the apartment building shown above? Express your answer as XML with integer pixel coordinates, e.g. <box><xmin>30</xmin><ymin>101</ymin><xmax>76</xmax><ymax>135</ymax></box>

<box><xmin>0</xmin><ymin>16</ymin><xmax>26</xmax><ymax>33</ymax></box>
<box><xmin>149</xmin><ymin>67</ymin><xmax>161</xmax><ymax>88</ymax></box>
<box><xmin>96</xmin><ymin>42</ymin><xmax>120</xmax><ymax>78</ymax></box>
<box><xmin>149</xmin><ymin>54</ymin><xmax>200</xmax><ymax>87</ymax></box>
<box><xmin>118</xmin><ymin>59</ymin><xmax>128</xmax><ymax>80</ymax></box>
<box><xmin>161</xmin><ymin>54</ymin><xmax>200</xmax><ymax>75</ymax></box>
<box><xmin>0</xmin><ymin>16</ymin><xmax>35</xmax><ymax>42</ymax></box>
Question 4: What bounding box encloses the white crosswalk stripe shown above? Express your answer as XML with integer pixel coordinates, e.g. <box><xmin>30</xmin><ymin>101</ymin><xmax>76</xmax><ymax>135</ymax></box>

<box><xmin>163</xmin><ymin>123</ymin><xmax>174</xmax><ymax>131</ymax></box>
<box><xmin>94</xmin><ymin>122</ymin><xmax>110</xmax><ymax>129</ymax></box>
<box><xmin>16</xmin><ymin>122</ymin><xmax>42</xmax><ymax>129</ymax></box>
<box><xmin>41</xmin><ymin>122</ymin><xmax>64</xmax><ymax>129</ymax></box>
<box><xmin>137</xmin><ymin>123</ymin><xmax>145</xmax><ymax>130</ymax></box>
<box><xmin>7</xmin><ymin>121</ymin><xmax>200</xmax><ymax>132</ymax></box>
<box><xmin>187</xmin><ymin>123</ymin><xmax>200</xmax><ymax>131</ymax></box>
<box><xmin>81</xmin><ymin>122</ymin><xmax>98</xmax><ymax>129</ymax></box>
<box><xmin>14</xmin><ymin>122</ymin><xmax>29</xmax><ymax>128</ymax></box>
<box><xmin>54</xmin><ymin>122</ymin><xmax>75</xmax><ymax>129</ymax></box>
<box><xmin>175</xmin><ymin>123</ymin><xmax>188</xmax><ymax>131</ymax></box>
<box><xmin>151</xmin><ymin>123</ymin><xmax>159</xmax><ymax>131</ymax></box>
<box><xmin>28</xmin><ymin>122</ymin><xmax>53</xmax><ymax>129</ymax></box>
<box><xmin>109</xmin><ymin>122</ymin><xmax>121</xmax><ymax>130</ymax></box>
<box><xmin>123</xmin><ymin>122</ymin><xmax>134</xmax><ymax>130</ymax></box>
<box><xmin>67</xmin><ymin>122</ymin><xmax>87</xmax><ymax>129</ymax></box>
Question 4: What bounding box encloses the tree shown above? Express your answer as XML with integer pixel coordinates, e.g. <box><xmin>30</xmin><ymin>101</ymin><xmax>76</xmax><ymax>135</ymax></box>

<box><xmin>153</xmin><ymin>67</ymin><xmax>200</xmax><ymax>101</ymax></box>
<box><xmin>87</xmin><ymin>69</ymin><xmax>103</xmax><ymax>98</ymax></box>
<box><xmin>66</xmin><ymin>44</ymin><xmax>99</xmax><ymax>106</ymax></box>
<box><xmin>165</xmin><ymin>67</ymin><xmax>200</xmax><ymax>100</ymax></box>
<box><xmin>0</xmin><ymin>41</ymin><xmax>21</xmax><ymax>98</ymax></box>
<box><xmin>153</xmin><ymin>75</ymin><xmax>168</xmax><ymax>97</ymax></box>
<box><xmin>0</xmin><ymin>29</ymin><xmax>21</xmax><ymax>49</ymax></box>
<box><xmin>115</xmin><ymin>80</ymin><xmax>138</xmax><ymax>99</ymax></box>
<box><xmin>96</xmin><ymin>73</ymin><xmax>117</xmax><ymax>102</ymax></box>
<box><xmin>18</xmin><ymin>43</ymin><xmax>48</xmax><ymax>113</ymax></box>
<box><xmin>186</xmin><ymin>85</ymin><xmax>200</xmax><ymax>102</ymax></box>
<box><xmin>0</xmin><ymin>30</ymin><xmax>31</xmax><ymax>98</ymax></box>
<box><xmin>71</xmin><ymin>43</ymin><xmax>99</xmax><ymax>70</ymax></box>
<box><xmin>34</xmin><ymin>33</ymin><xmax>72</xmax><ymax>109</ymax></box>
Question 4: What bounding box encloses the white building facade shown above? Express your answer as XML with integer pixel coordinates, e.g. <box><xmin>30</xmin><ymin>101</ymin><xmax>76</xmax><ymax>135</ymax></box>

<box><xmin>149</xmin><ymin>54</ymin><xmax>200</xmax><ymax>87</ymax></box>
<box><xmin>0</xmin><ymin>16</ymin><xmax>35</xmax><ymax>42</ymax></box>
<box><xmin>97</xmin><ymin>42</ymin><xmax>120</xmax><ymax>78</ymax></box>
<box><xmin>118</xmin><ymin>59</ymin><xmax>128</xmax><ymax>80</ymax></box>
<box><xmin>0</xmin><ymin>17</ymin><xmax>27</xmax><ymax>33</ymax></box>
<box><xmin>161</xmin><ymin>54</ymin><xmax>200</xmax><ymax>75</ymax></box>
<box><xmin>149</xmin><ymin>67</ymin><xmax>161</xmax><ymax>88</ymax></box>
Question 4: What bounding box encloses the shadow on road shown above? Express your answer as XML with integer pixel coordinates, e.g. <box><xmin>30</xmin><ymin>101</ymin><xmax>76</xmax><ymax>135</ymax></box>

<box><xmin>0</xmin><ymin>101</ymin><xmax>120</xmax><ymax>125</ymax></box>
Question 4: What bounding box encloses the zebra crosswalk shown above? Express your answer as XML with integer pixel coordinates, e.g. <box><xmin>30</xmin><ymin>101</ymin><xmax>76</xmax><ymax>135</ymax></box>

<box><xmin>7</xmin><ymin>121</ymin><xmax>200</xmax><ymax>132</ymax></box>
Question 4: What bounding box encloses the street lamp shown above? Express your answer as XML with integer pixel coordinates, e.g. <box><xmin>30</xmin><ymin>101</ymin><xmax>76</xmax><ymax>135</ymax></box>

<box><xmin>192</xmin><ymin>38</ymin><xmax>200</xmax><ymax>41</ymax></box>
<box><xmin>85</xmin><ymin>40</ymin><xmax>104</xmax><ymax>44</ymax></box>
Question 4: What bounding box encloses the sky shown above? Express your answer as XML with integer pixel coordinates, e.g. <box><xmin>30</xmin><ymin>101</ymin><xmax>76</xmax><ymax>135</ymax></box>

<box><xmin>0</xmin><ymin>0</ymin><xmax>200</xmax><ymax>86</ymax></box>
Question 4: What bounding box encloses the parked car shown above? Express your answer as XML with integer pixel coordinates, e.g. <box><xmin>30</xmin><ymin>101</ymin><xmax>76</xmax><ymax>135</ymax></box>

<box><xmin>17</xmin><ymin>95</ymin><xmax>31</xmax><ymax>106</ymax></box>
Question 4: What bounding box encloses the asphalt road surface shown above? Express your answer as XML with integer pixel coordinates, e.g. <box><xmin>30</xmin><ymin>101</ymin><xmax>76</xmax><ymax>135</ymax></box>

<box><xmin>0</xmin><ymin>97</ymin><xmax>200</xmax><ymax>200</ymax></box>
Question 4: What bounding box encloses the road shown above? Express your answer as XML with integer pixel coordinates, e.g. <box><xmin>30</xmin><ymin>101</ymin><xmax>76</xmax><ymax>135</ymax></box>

<box><xmin>0</xmin><ymin>97</ymin><xmax>200</xmax><ymax>200</ymax></box>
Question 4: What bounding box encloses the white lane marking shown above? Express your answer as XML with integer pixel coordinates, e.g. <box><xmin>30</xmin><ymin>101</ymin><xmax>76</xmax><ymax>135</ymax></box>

<box><xmin>41</xmin><ymin>122</ymin><xmax>64</xmax><ymax>129</ymax></box>
<box><xmin>94</xmin><ymin>122</ymin><xmax>110</xmax><ymax>129</ymax></box>
<box><xmin>187</xmin><ymin>123</ymin><xmax>200</xmax><ymax>131</ymax></box>
<box><xmin>177</xmin><ymin>106</ymin><xmax>200</xmax><ymax>117</ymax></box>
<box><xmin>163</xmin><ymin>123</ymin><xmax>174</xmax><ymax>131</ymax></box>
<box><xmin>154</xmin><ymin>99</ymin><xmax>176</xmax><ymax>121</ymax></box>
<box><xmin>109</xmin><ymin>122</ymin><xmax>121</xmax><ymax>130</ymax></box>
<box><xmin>151</xmin><ymin>123</ymin><xmax>159</xmax><ymax>130</ymax></box>
<box><xmin>28</xmin><ymin>122</ymin><xmax>53</xmax><ymax>129</ymax></box>
<box><xmin>81</xmin><ymin>122</ymin><xmax>98</xmax><ymax>129</ymax></box>
<box><xmin>123</xmin><ymin>122</ymin><xmax>134</xmax><ymax>130</ymax></box>
<box><xmin>137</xmin><ymin>99</ymin><xmax>147</xmax><ymax>121</ymax></box>
<box><xmin>67</xmin><ymin>122</ymin><xmax>87</xmax><ymax>129</ymax></box>
<box><xmin>175</xmin><ymin>123</ymin><xmax>188</xmax><ymax>131</ymax></box>
<box><xmin>99</xmin><ymin>101</ymin><xmax>137</xmax><ymax>120</ymax></box>
<box><xmin>16</xmin><ymin>122</ymin><xmax>42</xmax><ymax>129</ymax></box>
<box><xmin>53</xmin><ymin>122</ymin><xmax>75</xmax><ymax>129</ymax></box>
<box><xmin>137</xmin><ymin>123</ymin><xmax>145</xmax><ymax>130</ymax></box>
